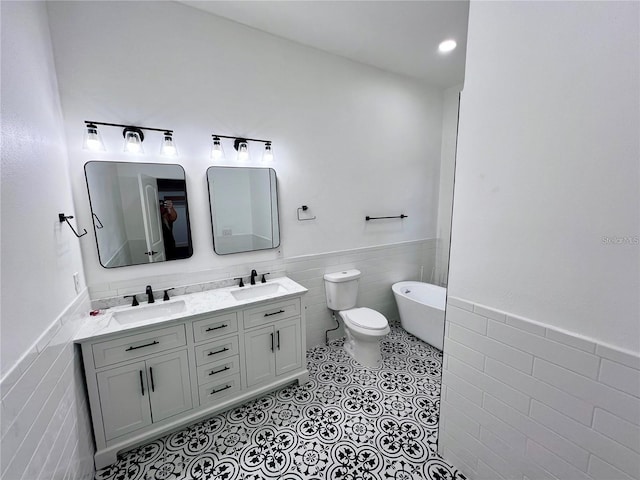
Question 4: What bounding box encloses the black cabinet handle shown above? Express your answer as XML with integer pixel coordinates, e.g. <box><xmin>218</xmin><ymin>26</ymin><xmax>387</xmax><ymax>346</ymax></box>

<box><xmin>145</xmin><ymin>250</ymin><xmax>158</xmax><ymax>255</ymax></box>
<box><xmin>264</xmin><ymin>310</ymin><xmax>285</xmax><ymax>317</ymax></box>
<box><xmin>270</xmin><ymin>333</ymin><xmax>274</xmax><ymax>352</ymax></box>
<box><xmin>139</xmin><ymin>370</ymin><xmax>145</xmax><ymax>396</ymax></box>
<box><xmin>209</xmin><ymin>366</ymin><xmax>230</xmax><ymax>376</ymax></box>
<box><xmin>277</xmin><ymin>330</ymin><xmax>280</xmax><ymax>350</ymax></box>
<box><xmin>126</xmin><ymin>340</ymin><xmax>159</xmax><ymax>351</ymax></box>
<box><xmin>149</xmin><ymin>367</ymin><xmax>155</xmax><ymax>392</ymax></box>
<box><xmin>205</xmin><ymin>324</ymin><xmax>228</xmax><ymax>332</ymax></box>
<box><xmin>211</xmin><ymin>384</ymin><xmax>232</xmax><ymax>395</ymax></box>
<box><xmin>208</xmin><ymin>347</ymin><xmax>229</xmax><ymax>356</ymax></box>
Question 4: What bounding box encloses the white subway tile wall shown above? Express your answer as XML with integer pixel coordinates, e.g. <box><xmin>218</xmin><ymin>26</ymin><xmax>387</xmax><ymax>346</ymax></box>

<box><xmin>440</xmin><ymin>296</ymin><xmax>640</xmax><ymax>480</ymax></box>
<box><xmin>90</xmin><ymin>239</ymin><xmax>437</xmax><ymax>348</ymax></box>
<box><xmin>0</xmin><ymin>290</ymin><xmax>94</xmax><ymax>480</ymax></box>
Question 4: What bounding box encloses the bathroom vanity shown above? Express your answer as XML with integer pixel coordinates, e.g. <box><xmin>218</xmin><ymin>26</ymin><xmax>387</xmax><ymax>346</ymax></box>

<box><xmin>75</xmin><ymin>277</ymin><xmax>308</xmax><ymax>469</ymax></box>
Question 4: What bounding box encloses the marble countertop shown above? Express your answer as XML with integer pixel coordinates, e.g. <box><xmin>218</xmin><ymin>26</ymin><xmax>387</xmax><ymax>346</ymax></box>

<box><xmin>74</xmin><ymin>277</ymin><xmax>308</xmax><ymax>342</ymax></box>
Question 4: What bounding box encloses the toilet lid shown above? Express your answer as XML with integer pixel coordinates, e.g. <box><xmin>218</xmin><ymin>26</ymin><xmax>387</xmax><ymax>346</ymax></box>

<box><xmin>344</xmin><ymin>308</ymin><xmax>388</xmax><ymax>330</ymax></box>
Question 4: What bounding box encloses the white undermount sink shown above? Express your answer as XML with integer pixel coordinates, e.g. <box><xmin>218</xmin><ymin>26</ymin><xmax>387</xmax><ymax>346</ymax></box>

<box><xmin>230</xmin><ymin>282</ymin><xmax>287</xmax><ymax>301</ymax></box>
<box><xmin>112</xmin><ymin>300</ymin><xmax>187</xmax><ymax>325</ymax></box>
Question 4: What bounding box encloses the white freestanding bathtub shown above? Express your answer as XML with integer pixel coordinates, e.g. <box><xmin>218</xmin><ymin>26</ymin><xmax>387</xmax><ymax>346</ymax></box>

<box><xmin>392</xmin><ymin>281</ymin><xmax>446</xmax><ymax>350</ymax></box>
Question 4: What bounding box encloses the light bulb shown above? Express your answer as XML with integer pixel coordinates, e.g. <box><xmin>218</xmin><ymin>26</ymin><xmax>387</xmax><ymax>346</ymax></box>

<box><xmin>211</xmin><ymin>136</ymin><xmax>225</xmax><ymax>160</ymax></box>
<box><xmin>123</xmin><ymin>128</ymin><xmax>144</xmax><ymax>154</ymax></box>
<box><xmin>83</xmin><ymin>123</ymin><xmax>105</xmax><ymax>151</ymax></box>
<box><xmin>262</xmin><ymin>142</ymin><xmax>274</xmax><ymax>162</ymax></box>
<box><xmin>237</xmin><ymin>140</ymin><xmax>249</xmax><ymax>162</ymax></box>
<box><xmin>161</xmin><ymin>131</ymin><xmax>177</xmax><ymax>157</ymax></box>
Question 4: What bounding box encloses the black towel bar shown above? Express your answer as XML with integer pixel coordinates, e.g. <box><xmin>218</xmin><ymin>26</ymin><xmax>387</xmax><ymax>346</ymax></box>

<box><xmin>365</xmin><ymin>214</ymin><xmax>407</xmax><ymax>221</ymax></box>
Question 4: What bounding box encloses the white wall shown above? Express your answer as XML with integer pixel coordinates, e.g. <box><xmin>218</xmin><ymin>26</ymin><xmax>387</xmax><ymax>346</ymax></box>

<box><xmin>0</xmin><ymin>0</ymin><xmax>84</xmax><ymax>376</ymax></box>
<box><xmin>440</xmin><ymin>2</ymin><xmax>640</xmax><ymax>478</ymax></box>
<box><xmin>448</xmin><ymin>1</ymin><xmax>639</xmax><ymax>353</ymax></box>
<box><xmin>46</xmin><ymin>0</ymin><xmax>444</xmax><ymax>290</ymax></box>
<box><xmin>1</xmin><ymin>2</ymin><xmax>94</xmax><ymax>478</ymax></box>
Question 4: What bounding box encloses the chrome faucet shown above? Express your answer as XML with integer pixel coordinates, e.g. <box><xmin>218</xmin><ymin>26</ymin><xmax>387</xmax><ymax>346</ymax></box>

<box><xmin>146</xmin><ymin>285</ymin><xmax>155</xmax><ymax>304</ymax></box>
<box><xmin>250</xmin><ymin>269</ymin><xmax>258</xmax><ymax>285</ymax></box>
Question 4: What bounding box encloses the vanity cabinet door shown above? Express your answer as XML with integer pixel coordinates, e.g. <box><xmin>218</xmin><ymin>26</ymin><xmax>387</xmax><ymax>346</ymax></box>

<box><xmin>245</xmin><ymin>318</ymin><xmax>302</xmax><ymax>387</ymax></box>
<box><xmin>97</xmin><ymin>361</ymin><xmax>152</xmax><ymax>441</ymax></box>
<box><xmin>147</xmin><ymin>351</ymin><xmax>192</xmax><ymax>423</ymax></box>
<box><xmin>274</xmin><ymin>318</ymin><xmax>302</xmax><ymax>376</ymax></box>
<box><xmin>244</xmin><ymin>326</ymin><xmax>276</xmax><ymax>387</ymax></box>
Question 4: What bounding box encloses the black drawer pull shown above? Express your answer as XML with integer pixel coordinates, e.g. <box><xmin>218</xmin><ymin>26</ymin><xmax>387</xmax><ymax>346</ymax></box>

<box><xmin>211</xmin><ymin>384</ymin><xmax>232</xmax><ymax>395</ymax></box>
<box><xmin>277</xmin><ymin>330</ymin><xmax>280</xmax><ymax>350</ymax></box>
<box><xmin>205</xmin><ymin>324</ymin><xmax>228</xmax><ymax>332</ymax></box>
<box><xmin>126</xmin><ymin>340</ymin><xmax>159</xmax><ymax>351</ymax></box>
<box><xmin>209</xmin><ymin>366</ymin><xmax>230</xmax><ymax>376</ymax></box>
<box><xmin>208</xmin><ymin>347</ymin><xmax>229</xmax><ymax>356</ymax></box>
<box><xmin>264</xmin><ymin>309</ymin><xmax>285</xmax><ymax>317</ymax></box>
<box><xmin>139</xmin><ymin>370</ymin><xmax>145</xmax><ymax>396</ymax></box>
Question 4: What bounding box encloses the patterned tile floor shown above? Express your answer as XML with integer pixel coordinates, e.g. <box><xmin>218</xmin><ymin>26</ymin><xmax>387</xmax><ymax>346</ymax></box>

<box><xmin>96</xmin><ymin>323</ymin><xmax>466</xmax><ymax>480</ymax></box>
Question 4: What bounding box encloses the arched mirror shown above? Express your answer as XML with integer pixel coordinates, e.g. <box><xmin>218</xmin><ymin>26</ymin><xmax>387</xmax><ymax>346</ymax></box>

<box><xmin>85</xmin><ymin>161</ymin><xmax>193</xmax><ymax>268</ymax></box>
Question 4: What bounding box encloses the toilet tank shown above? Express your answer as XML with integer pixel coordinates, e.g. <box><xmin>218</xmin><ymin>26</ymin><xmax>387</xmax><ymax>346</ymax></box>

<box><xmin>324</xmin><ymin>269</ymin><xmax>361</xmax><ymax>310</ymax></box>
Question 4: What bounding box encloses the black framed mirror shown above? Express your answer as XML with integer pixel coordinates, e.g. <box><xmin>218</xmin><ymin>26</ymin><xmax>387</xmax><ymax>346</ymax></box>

<box><xmin>85</xmin><ymin>161</ymin><xmax>193</xmax><ymax>268</ymax></box>
<box><xmin>207</xmin><ymin>167</ymin><xmax>280</xmax><ymax>255</ymax></box>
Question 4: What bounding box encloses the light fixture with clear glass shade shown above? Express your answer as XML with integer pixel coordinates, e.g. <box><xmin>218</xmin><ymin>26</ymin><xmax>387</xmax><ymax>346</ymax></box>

<box><xmin>211</xmin><ymin>136</ymin><xmax>225</xmax><ymax>161</ymax></box>
<box><xmin>83</xmin><ymin>123</ymin><xmax>106</xmax><ymax>151</ymax></box>
<box><xmin>210</xmin><ymin>133</ymin><xmax>274</xmax><ymax>163</ymax></box>
<box><xmin>262</xmin><ymin>142</ymin><xmax>274</xmax><ymax>162</ymax></box>
<box><xmin>83</xmin><ymin>121</ymin><xmax>175</xmax><ymax>156</ymax></box>
<box><xmin>161</xmin><ymin>131</ymin><xmax>178</xmax><ymax>156</ymax></box>
<box><xmin>123</xmin><ymin>127</ymin><xmax>144</xmax><ymax>154</ymax></box>
<box><xmin>234</xmin><ymin>138</ymin><xmax>249</xmax><ymax>162</ymax></box>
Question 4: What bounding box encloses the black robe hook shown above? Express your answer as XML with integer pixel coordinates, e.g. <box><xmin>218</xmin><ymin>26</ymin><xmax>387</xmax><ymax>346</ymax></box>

<box><xmin>58</xmin><ymin>213</ymin><xmax>87</xmax><ymax>238</ymax></box>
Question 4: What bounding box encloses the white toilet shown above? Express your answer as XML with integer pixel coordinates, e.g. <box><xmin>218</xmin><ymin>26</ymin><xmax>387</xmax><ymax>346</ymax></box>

<box><xmin>324</xmin><ymin>269</ymin><xmax>390</xmax><ymax>369</ymax></box>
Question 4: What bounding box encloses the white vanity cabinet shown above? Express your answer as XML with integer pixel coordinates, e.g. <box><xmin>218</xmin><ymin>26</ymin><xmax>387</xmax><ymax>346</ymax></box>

<box><xmin>243</xmin><ymin>297</ymin><xmax>302</xmax><ymax>385</ymax></box>
<box><xmin>97</xmin><ymin>350</ymin><xmax>192</xmax><ymax>441</ymax></box>
<box><xmin>245</xmin><ymin>318</ymin><xmax>302</xmax><ymax>386</ymax></box>
<box><xmin>78</xmin><ymin>287</ymin><xmax>307</xmax><ymax>470</ymax></box>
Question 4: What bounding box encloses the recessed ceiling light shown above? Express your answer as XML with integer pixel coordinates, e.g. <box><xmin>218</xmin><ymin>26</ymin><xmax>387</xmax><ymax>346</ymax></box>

<box><xmin>438</xmin><ymin>39</ymin><xmax>457</xmax><ymax>54</ymax></box>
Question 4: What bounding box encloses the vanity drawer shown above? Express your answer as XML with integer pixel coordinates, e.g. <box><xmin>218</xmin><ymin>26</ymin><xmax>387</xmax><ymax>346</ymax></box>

<box><xmin>243</xmin><ymin>298</ymin><xmax>301</xmax><ymax>329</ymax></box>
<box><xmin>192</xmin><ymin>312</ymin><xmax>238</xmax><ymax>343</ymax></box>
<box><xmin>195</xmin><ymin>355</ymin><xmax>240</xmax><ymax>386</ymax></box>
<box><xmin>194</xmin><ymin>336</ymin><xmax>239</xmax><ymax>366</ymax></box>
<box><xmin>199</xmin><ymin>375</ymin><xmax>241</xmax><ymax>405</ymax></box>
<box><xmin>92</xmin><ymin>325</ymin><xmax>186</xmax><ymax>369</ymax></box>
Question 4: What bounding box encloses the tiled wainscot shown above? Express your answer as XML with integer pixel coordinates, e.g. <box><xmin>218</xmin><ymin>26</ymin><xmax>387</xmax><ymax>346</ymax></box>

<box><xmin>439</xmin><ymin>296</ymin><xmax>640</xmax><ymax>480</ymax></box>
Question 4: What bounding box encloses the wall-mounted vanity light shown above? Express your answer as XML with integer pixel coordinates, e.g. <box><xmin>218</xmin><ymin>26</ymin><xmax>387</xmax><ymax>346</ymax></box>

<box><xmin>262</xmin><ymin>142</ymin><xmax>274</xmax><ymax>162</ymax></box>
<box><xmin>123</xmin><ymin>127</ymin><xmax>144</xmax><ymax>154</ymax></box>
<box><xmin>83</xmin><ymin>121</ymin><xmax>177</xmax><ymax>157</ymax></box>
<box><xmin>211</xmin><ymin>134</ymin><xmax>274</xmax><ymax>163</ymax></box>
<box><xmin>83</xmin><ymin>123</ymin><xmax>106</xmax><ymax>152</ymax></box>
<box><xmin>234</xmin><ymin>138</ymin><xmax>250</xmax><ymax>162</ymax></box>
<box><xmin>211</xmin><ymin>136</ymin><xmax>225</xmax><ymax>160</ymax></box>
<box><xmin>161</xmin><ymin>131</ymin><xmax>178</xmax><ymax>157</ymax></box>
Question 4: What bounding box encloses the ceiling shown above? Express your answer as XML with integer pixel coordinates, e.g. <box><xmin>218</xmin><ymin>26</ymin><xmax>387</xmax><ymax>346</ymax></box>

<box><xmin>179</xmin><ymin>1</ymin><xmax>469</xmax><ymax>88</ymax></box>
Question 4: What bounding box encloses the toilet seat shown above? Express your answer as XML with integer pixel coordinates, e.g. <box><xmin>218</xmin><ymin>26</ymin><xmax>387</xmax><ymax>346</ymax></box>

<box><xmin>342</xmin><ymin>308</ymin><xmax>388</xmax><ymax>331</ymax></box>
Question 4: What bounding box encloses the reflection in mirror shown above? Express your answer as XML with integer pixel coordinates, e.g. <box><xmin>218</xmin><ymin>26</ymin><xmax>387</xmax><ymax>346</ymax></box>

<box><xmin>85</xmin><ymin>161</ymin><xmax>193</xmax><ymax>268</ymax></box>
<box><xmin>207</xmin><ymin>167</ymin><xmax>280</xmax><ymax>255</ymax></box>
